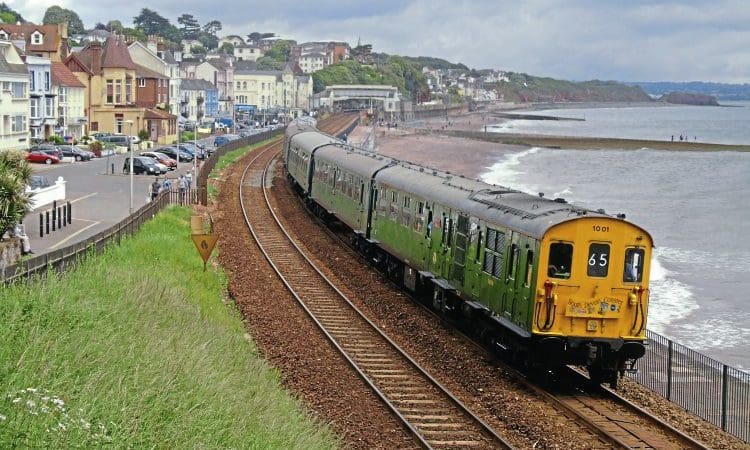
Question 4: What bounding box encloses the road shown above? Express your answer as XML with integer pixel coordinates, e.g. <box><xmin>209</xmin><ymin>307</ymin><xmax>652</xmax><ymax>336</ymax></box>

<box><xmin>23</xmin><ymin>138</ymin><xmax>212</xmax><ymax>255</ymax></box>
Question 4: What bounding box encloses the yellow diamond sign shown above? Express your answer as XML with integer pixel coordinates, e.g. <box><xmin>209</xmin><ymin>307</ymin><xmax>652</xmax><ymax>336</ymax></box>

<box><xmin>191</xmin><ymin>233</ymin><xmax>218</xmax><ymax>267</ymax></box>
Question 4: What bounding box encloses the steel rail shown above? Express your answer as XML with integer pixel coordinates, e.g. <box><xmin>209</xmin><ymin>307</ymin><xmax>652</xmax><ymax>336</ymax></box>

<box><xmin>237</xmin><ymin>140</ymin><xmax>514</xmax><ymax>449</ymax></box>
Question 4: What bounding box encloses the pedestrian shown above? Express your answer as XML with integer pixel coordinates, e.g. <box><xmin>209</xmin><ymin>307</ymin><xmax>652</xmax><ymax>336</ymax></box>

<box><xmin>671</xmin><ymin>135</ymin><xmax>674</xmax><ymax>142</ymax></box>
<box><xmin>178</xmin><ymin>175</ymin><xmax>187</xmax><ymax>205</ymax></box>
<box><xmin>185</xmin><ymin>171</ymin><xmax>193</xmax><ymax>190</ymax></box>
<box><xmin>150</xmin><ymin>177</ymin><xmax>161</xmax><ymax>201</ymax></box>
<box><xmin>162</xmin><ymin>178</ymin><xmax>172</xmax><ymax>192</ymax></box>
<box><xmin>13</xmin><ymin>223</ymin><xmax>32</xmax><ymax>255</ymax></box>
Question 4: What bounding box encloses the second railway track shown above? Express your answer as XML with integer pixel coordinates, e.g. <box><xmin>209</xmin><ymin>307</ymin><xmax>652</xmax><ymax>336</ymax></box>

<box><xmin>237</xmin><ymin>137</ymin><xmax>514</xmax><ymax>449</ymax></box>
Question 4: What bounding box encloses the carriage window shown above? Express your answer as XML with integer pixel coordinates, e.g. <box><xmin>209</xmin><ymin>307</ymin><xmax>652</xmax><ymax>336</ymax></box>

<box><xmin>548</xmin><ymin>242</ymin><xmax>573</xmax><ymax>279</ymax></box>
<box><xmin>483</xmin><ymin>228</ymin><xmax>505</xmax><ymax>278</ymax></box>
<box><xmin>524</xmin><ymin>250</ymin><xmax>534</xmax><ymax>287</ymax></box>
<box><xmin>587</xmin><ymin>243</ymin><xmax>610</xmax><ymax>277</ymax></box>
<box><xmin>507</xmin><ymin>244</ymin><xmax>520</xmax><ymax>280</ymax></box>
<box><xmin>426</xmin><ymin>210</ymin><xmax>433</xmax><ymax>237</ymax></box>
<box><xmin>475</xmin><ymin>231</ymin><xmax>483</xmax><ymax>262</ymax></box>
<box><xmin>623</xmin><ymin>248</ymin><xmax>645</xmax><ymax>283</ymax></box>
<box><xmin>403</xmin><ymin>196</ymin><xmax>411</xmax><ymax>209</ymax></box>
<box><xmin>372</xmin><ymin>187</ymin><xmax>378</xmax><ymax>211</ymax></box>
<box><xmin>417</xmin><ymin>202</ymin><xmax>424</xmax><ymax>215</ymax></box>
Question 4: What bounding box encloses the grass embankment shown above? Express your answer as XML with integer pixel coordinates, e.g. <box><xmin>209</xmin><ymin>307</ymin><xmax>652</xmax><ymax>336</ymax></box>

<box><xmin>0</xmin><ymin>207</ymin><xmax>338</xmax><ymax>449</ymax></box>
<box><xmin>207</xmin><ymin>137</ymin><xmax>280</xmax><ymax>199</ymax></box>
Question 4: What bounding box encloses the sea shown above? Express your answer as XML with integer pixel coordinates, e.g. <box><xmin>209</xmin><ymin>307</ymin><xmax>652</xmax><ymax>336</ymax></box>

<box><xmin>481</xmin><ymin>102</ymin><xmax>750</xmax><ymax>370</ymax></box>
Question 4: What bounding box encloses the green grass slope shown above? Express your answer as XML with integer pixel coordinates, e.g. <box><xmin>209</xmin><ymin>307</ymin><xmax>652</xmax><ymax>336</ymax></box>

<box><xmin>0</xmin><ymin>207</ymin><xmax>339</xmax><ymax>449</ymax></box>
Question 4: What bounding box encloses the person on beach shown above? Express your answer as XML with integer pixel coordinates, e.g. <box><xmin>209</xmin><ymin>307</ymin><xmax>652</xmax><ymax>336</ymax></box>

<box><xmin>671</xmin><ymin>135</ymin><xmax>674</xmax><ymax>141</ymax></box>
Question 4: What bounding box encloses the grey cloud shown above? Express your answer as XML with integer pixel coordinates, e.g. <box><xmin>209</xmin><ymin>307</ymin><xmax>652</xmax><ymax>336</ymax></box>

<box><xmin>12</xmin><ymin>0</ymin><xmax>748</xmax><ymax>82</ymax></box>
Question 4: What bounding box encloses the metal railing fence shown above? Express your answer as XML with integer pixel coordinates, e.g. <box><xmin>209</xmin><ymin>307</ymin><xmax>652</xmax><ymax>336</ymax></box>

<box><xmin>197</xmin><ymin>128</ymin><xmax>284</xmax><ymax>205</ymax></box>
<box><xmin>629</xmin><ymin>329</ymin><xmax>749</xmax><ymax>442</ymax></box>
<box><xmin>2</xmin><ymin>189</ymin><xmax>179</xmax><ymax>284</ymax></box>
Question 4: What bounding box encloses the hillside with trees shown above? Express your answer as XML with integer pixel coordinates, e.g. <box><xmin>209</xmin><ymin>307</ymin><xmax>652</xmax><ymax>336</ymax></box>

<box><xmin>312</xmin><ymin>56</ymin><xmax>429</xmax><ymax>100</ymax></box>
<box><xmin>487</xmin><ymin>73</ymin><xmax>651</xmax><ymax>103</ymax></box>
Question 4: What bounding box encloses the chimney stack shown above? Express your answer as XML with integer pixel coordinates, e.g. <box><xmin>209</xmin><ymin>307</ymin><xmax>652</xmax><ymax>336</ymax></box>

<box><xmin>146</xmin><ymin>35</ymin><xmax>158</xmax><ymax>54</ymax></box>
<box><xmin>90</xmin><ymin>40</ymin><xmax>102</xmax><ymax>74</ymax></box>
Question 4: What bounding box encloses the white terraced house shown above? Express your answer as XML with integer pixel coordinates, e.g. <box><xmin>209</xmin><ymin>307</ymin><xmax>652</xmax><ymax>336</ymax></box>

<box><xmin>0</xmin><ymin>41</ymin><xmax>29</xmax><ymax>151</ymax></box>
<box><xmin>26</xmin><ymin>55</ymin><xmax>57</xmax><ymax>140</ymax></box>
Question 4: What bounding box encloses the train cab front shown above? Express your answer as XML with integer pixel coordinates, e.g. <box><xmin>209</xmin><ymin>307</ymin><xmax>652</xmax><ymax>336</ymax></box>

<box><xmin>533</xmin><ymin>216</ymin><xmax>653</xmax><ymax>387</ymax></box>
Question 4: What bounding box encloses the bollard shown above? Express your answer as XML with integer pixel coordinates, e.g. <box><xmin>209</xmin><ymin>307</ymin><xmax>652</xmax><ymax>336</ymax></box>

<box><xmin>57</xmin><ymin>207</ymin><xmax>62</xmax><ymax>229</ymax></box>
<box><xmin>62</xmin><ymin>206</ymin><xmax>66</xmax><ymax>227</ymax></box>
<box><xmin>46</xmin><ymin>210</ymin><xmax>50</xmax><ymax>234</ymax></box>
<box><xmin>39</xmin><ymin>213</ymin><xmax>43</xmax><ymax>237</ymax></box>
<box><xmin>111</xmin><ymin>163</ymin><xmax>114</xmax><ymax>175</ymax></box>
<box><xmin>52</xmin><ymin>207</ymin><xmax>56</xmax><ymax>231</ymax></box>
<box><xmin>67</xmin><ymin>202</ymin><xmax>72</xmax><ymax>224</ymax></box>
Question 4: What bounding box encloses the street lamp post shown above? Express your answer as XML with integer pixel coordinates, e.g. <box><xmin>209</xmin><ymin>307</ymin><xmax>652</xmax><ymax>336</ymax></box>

<box><xmin>126</xmin><ymin>119</ymin><xmax>134</xmax><ymax>213</ymax></box>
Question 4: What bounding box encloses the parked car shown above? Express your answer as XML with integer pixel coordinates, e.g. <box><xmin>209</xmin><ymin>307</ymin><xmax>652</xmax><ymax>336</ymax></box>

<box><xmin>30</xmin><ymin>144</ymin><xmax>62</xmax><ymax>159</ymax></box>
<box><xmin>123</xmin><ymin>156</ymin><xmax>163</xmax><ymax>175</ymax></box>
<box><xmin>213</xmin><ymin>135</ymin><xmax>240</xmax><ymax>147</ymax></box>
<box><xmin>26</xmin><ymin>150</ymin><xmax>60</xmax><ymax>164</ymax></box>
<box><xmin>140</xmin><ymin>151</ymin><xmax>176</xmax><ymax>170</ymax></box>
<box><xmin>92</xmin><ymin>132</ymin><xmax>112</xmax><ymax>140</ymax></box>
<box><xmin>99</xmin><ymin>135</ymin><xmax>131</xmax><ymax>146</ymax></box>
<box><xmin>58</xmin><ymin>145</ymin><xmax>93</xmax><ymax>161</ymax></box>
<box><xmin>177</xmin><ymin>144</ymin><xmax>206</xmax><ymax>160</ymax></box>
<box><xmin>158</xmin><ymin>147</ymin><xmax>193</xmax><ymax>162</ymax></box>
<box><xmin>28</xmin><ymin>175</ymin><xmax>51</xmax><ymax>189</ymax></box>
<box><xmin>129</xmin><ymin>136</ymin><xmax>141</xmax><ymax>144</ymax></box>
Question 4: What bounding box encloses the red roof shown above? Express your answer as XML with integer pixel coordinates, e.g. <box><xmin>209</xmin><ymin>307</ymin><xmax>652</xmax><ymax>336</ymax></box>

<box><xmin>73</xmin><ymin>37</ymin><xmax>136</xmax><ymax>75</ymax></box>
<box><xmin>0</xmin><ymin>24</ymin><xmax>62</xmax><ymax>53</ymax></box>
<box><xmin>51</xmin><ymin>62</ymin><xmax>85</xmax><ymax>88</ymax></box>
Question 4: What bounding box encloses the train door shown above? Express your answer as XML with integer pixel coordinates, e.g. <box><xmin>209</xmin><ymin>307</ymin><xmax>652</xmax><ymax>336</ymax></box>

<box><xmin>440</xmin><ymin>209</ymin><xmax>453</xmax><ymax>279</ymax></box>
<box><xmin>514</xmin><ymin>241</ymin><xmax>536</xmax><ymax>325</ymax></box>
<box><xmin>451</xmin><ymin>213</ymin><xmax>470</xmax><ymax>286</ymax></box>
<box><xmin>502</xmin><ymin>232</ymin><xmax>522</xmax><ymax>318</ymax></box>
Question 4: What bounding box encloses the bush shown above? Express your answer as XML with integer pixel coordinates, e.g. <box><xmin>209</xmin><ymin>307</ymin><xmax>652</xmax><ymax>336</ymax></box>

<box><xmin>138</xmin><ymin>129</ymin><xmax>150</xmax><ymax>141</ymax></box>
<box><xmin>47</xmin><ymin>135</ymin><xmax>63</xmax><ymax>145</ymax></box>
<box><xmin>0</xmin><ymin>150</ymin><xmax>32</xmax><ymax>238</ymax></box>
<box><xmin>88</xmin><ymin>141</ymin><xmax>103</xmax><ymax>158</ymax></box>
<box><xmin>181</xmin><ymin>131</ymin><xmax>196</xmax><ymax>141</ymax></box>
<box><xmin>80</xmin><ymin>135</ymin><xmax>91</xmax><ymax>145</ymax></box>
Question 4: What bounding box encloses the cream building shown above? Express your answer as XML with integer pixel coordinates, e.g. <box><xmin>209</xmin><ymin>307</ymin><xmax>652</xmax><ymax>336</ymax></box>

<box><xmin>234</xmin><ymin>63</ymin><xmax>310</xmax><ymax>118</ymax></box>
<box><xmin>52</xmin><ymin>62</ymin><xmax>87</xmax><ymax>139</ymax></box>
<box><xmin>0</xmin><ymin>41</ymin><xmax>29</xmax><ymax>151</ymax></box>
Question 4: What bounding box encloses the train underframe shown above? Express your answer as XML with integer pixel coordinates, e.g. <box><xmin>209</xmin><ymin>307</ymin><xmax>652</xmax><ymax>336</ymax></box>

<box><xmin>289</xmin><ymin>175</ymin><xmax>645</xmax><ymax>388</ymax></box>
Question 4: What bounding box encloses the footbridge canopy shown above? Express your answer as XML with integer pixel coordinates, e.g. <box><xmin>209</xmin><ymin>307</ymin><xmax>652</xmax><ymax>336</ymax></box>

<box><xmin>316</xmin><ymin>85</ymin><xmax>401</xmax><ymax>112</ymax></box>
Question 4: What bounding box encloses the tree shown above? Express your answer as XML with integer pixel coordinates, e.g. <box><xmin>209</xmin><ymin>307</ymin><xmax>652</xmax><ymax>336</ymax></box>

<box><xmin>0</xmin><ymin>150</ymin><xmax>32</xmax><ymax>239</ymax></box>
<box><xmin>42</xmin><ymin>6</ymin><xmax>85</xmax><ymax>35</ymax></box>
<box><xmin>197</xmin><ymin>32</ymin><xmax>218</xmax><ymax>50</ymax></box>
<box><xmin>246</xmin><ymin>32</ymin><xmax>274</xmax><ymax>44</ymax></box>
<box><xmin>177</xmin><ymin>13</ymin><xmax>200</xmax><ymax>38</ymax></box>
<box><xmin>255</xmin><ymin>56</ymin><xmax>284</xmax><ymax>71</ymax></box>
<box><xmin>203</xmin><ymin>20</ymin><xmax>222</xmax><ymax>36</ymax></box>
<box><xmin>265</xmin><ymin>39</ymin><xmax>291</xmax><ymax>62</ymax></box>
<box><xmin>190</xmin><ymin>45</ymin><xmax>206</xmax><ymax>55</ymax></box>
<box><xmin>106</xmin><ymin>20</ymin><xmax>123</xmax><ymax>32</ymax></box>
<box><xmin>219</xmin><ymin>42</ymin><xmax>234</xmax><ymax>54</ymax></box>
<box><xmin>133</xmin><ymin>8</ymin><xmax>171</xmax><ymax>36</ymax></box>
<box><xmin>0</xmin><ymin>3</ymin><xmax>23</xmax><ymax>23</ymax></box>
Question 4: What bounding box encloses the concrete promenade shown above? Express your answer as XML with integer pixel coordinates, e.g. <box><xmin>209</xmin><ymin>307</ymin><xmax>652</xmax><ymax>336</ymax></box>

<box><xmin>23</xmin><ymin>139</ymin><xmax>211</xmax><ymax>256</ymax></box>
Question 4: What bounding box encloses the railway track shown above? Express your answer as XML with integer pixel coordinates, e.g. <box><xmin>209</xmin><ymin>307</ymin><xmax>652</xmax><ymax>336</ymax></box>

<box><xmin>267</xmin><ymin>119</ymin><xmax>714</xmax><ymax>450</ymax></box>
<box><xmin>297</xmin><ymin>204</ymin><xmax>712</xmax><ymax>450</ymax></box>
<box><xmin>237</xmin><ymin>139</ymin><xmax>514</xmax><ymax>448</ymax></box>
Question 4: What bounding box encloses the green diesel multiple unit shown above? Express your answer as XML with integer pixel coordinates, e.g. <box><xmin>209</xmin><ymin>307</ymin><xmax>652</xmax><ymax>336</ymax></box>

<box><xmin>283</xmin><ymin>119</ymin><xmax>653</xmax><ymax>387</ymax></box>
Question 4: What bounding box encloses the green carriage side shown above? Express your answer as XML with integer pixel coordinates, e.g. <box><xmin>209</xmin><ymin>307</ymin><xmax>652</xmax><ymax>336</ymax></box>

<box><xmin>286</xmin><ymin>130</ymin><xmax>338</xmax><ymax>195</ymax></box>
<box><xmin>310</xmin><ymin>145</ymin><xmax>394</xmax><ymax>235</ymax></box>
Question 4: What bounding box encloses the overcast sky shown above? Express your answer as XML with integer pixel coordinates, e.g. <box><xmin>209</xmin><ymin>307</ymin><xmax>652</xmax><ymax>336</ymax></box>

<box><xmin>11</xmin><ymin>0</ymin><xmax>749</xmax><ymax>83</ymax></box>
